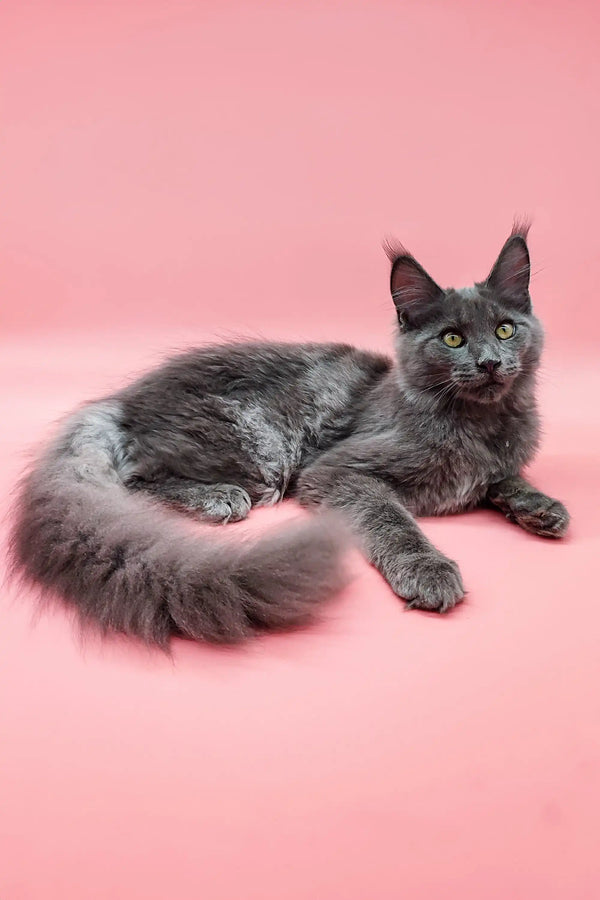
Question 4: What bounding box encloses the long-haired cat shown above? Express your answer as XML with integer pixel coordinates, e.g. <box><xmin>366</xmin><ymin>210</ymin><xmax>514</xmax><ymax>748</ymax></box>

<box><xmin>9</xmin><ymin>224</ymin><xmax>570</xmax><ymax>646</ymax></box>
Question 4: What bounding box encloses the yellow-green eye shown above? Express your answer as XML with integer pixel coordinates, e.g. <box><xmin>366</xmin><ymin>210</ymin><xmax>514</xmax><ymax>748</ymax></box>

<box><xmin>442</xmin><ymin>332</ymin><xmax>464</xmax><ymax>348</ymax></box>
<box><xmin>496</xmin><ymin>322</ymin><xmax>515</xmax><ymax>340</ymax></box>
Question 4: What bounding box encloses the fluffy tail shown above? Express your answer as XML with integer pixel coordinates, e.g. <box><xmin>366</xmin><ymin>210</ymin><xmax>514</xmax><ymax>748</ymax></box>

<box><xmin>8</xmin><ymin>401</ymin><xmax>350</xmax><ymax>647</ymax></box>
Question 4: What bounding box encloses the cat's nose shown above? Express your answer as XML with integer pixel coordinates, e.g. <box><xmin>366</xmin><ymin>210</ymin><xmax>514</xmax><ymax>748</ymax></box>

<box><xmin>478</xmin><ymin>358</ymin><xmax>501</xmax><ymax>374</ymax></box>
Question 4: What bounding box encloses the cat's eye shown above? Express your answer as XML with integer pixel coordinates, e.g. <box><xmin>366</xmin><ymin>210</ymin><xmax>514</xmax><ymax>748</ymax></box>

<box><xmin>442</xmin><ymin>332</ymin><xmax>464</xmax><ymax>348</ymax></box>
<box><xmin>496</xmin><ymin>322</ymin><xmax>515</xmax><ymax>340</ymax></box>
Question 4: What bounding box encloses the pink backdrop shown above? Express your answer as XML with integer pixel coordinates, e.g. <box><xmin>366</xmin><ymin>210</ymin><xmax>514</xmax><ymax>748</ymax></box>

<box><xmin>1</xmin><ymin>2</ymin><xmax>599</xmax><ymax>898</ymax></box>
<box><xmin>3</xmin><ymin>0</ymin><xmax>600</xmax><ymax>347</ymax></box>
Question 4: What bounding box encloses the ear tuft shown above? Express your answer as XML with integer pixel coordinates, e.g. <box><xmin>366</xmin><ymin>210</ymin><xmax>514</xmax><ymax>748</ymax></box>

<box><xmin>382</xmin><ymin>235</ymin><xmax>412</xmax><ymax>263</ymax></box>
<box><xmin>510</xmin><ymin>217</ymin><xmax>532</xmax><ymax>242</ymax></box>
<box><xmin>384</xmin><ymin>238</ymin><xmax>444</xmax><ymax>328</ymax></box>
<box><xmin>486</xmin><ymin>224</ymin><xmax>532</xmax><ymax>312</ymax></box>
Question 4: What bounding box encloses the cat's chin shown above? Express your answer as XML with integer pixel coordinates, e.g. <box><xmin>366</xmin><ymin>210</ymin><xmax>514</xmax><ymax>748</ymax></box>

<box><xmin>460</xmin><ymin>379</ymin><xmax>512</xmax><ymax>404</ymax></box>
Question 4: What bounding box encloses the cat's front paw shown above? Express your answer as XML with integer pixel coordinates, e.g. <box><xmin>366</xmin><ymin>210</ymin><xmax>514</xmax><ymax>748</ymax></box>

<box><xmin>508</xmin><ymin>494</ymin><xmax>570</xmax><ymax>538</ymax></box>
<box><xmin>390</xmin><ymin>552</ymin><xmax>465</xmax><ymax>613</ymax></box>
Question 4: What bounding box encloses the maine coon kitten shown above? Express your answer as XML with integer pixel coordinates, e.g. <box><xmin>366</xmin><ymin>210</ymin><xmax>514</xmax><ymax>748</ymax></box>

<box><xmin>9</xmin><ymin>225</ymin><xmax>570</xmax><ymax>646</ymax></box>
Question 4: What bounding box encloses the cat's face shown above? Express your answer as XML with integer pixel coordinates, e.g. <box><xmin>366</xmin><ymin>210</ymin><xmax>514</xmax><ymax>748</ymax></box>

<box><xmin>387</xmin><ymin>227</ymin><xmax>544</xmax><ymax>405</ymax></box>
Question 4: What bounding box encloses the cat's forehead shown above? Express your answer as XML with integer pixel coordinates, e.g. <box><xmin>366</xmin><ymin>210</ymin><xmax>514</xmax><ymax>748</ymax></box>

<box><xmin>441</xmin><ymin>286</ymin><xmax>503</xmax><ymax>326</ymax></box>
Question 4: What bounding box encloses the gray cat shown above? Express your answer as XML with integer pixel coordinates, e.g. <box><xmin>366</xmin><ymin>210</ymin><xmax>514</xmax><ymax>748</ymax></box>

<box><xmin>9</xmin><ymin>225</ymin><xmax>570</xmax><ymax>646</ymax></box>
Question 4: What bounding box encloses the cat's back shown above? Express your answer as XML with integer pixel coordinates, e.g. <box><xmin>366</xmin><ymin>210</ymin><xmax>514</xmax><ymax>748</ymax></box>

<box><xmin>119</xmin><ymin>340</ymin><xmax>390</xmax><ymax>414</ymax></box>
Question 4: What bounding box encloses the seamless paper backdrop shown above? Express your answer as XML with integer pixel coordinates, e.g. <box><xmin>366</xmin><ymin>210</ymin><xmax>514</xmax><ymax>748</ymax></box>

<box><xmin>1</xmin><ymin>2</ymin><xmax>599</xmax><ymax>900</ymax></box>
<box><xmin>2</xmin><ymin>0</ymin><xmax>600</xmax><ymax>346</ymax></box>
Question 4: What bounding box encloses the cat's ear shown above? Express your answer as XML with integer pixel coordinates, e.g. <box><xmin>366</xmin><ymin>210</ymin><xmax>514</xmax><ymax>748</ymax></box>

<box><xmin>486</xmin><ymin>225</ymin><xmax>531</xmax><ymax>312</ymax></box>
<box><xmin>384</xmin><ymin>239</ymin><xmax>444</xmax><ymax>329</ymax></box>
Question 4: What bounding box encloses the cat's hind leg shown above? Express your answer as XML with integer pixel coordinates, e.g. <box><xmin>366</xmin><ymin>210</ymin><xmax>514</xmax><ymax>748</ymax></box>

<box><xmin>136</xmin><ymin>477</ymin><xmax>252</xmax><ymax>525</ymax></box>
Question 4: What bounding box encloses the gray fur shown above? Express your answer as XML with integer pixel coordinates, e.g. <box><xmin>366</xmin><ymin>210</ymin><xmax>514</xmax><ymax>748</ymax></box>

<box><xmin>9</xmin><ymin>226</ymin><xmax>570</xmax><ymax>645</ymax></box>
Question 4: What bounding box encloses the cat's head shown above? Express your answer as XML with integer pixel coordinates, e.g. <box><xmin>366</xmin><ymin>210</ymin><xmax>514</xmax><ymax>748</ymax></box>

<box><xmin>386</xmin><ymin>224</ymin><xmax>544</xmax><ymax>405</ymax></box>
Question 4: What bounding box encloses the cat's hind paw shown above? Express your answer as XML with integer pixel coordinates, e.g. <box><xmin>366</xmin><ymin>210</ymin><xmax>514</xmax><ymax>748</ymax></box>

<box><xmin>196</xmin><ymin>484</ymin><xmax>252</xmax><ymax>525</ymax></box>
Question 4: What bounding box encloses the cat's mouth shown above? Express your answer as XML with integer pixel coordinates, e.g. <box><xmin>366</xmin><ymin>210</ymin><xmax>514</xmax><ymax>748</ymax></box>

<box><xmin>459</xmin><ymin>373</ymin><xmax>513</xmax><ymax>402</ymax></box>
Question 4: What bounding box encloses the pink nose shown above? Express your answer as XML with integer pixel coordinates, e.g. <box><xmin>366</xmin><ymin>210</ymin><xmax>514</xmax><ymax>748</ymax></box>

<box><xmin>478</xmin><ymin>359</ymin><xmax>501</xmax><ymax>374</ymax></box>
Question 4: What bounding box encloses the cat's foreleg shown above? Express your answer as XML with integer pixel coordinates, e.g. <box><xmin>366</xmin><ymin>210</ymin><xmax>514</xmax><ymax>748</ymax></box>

<box><xmin>486</xmin><ymin>475</ymin><xmax>570</xmax><ymax>538</ymax></box>
<box><xmin>297</xmin><ymin>466</ymin><xmax>464</xmax><ymax>612</ymax></box>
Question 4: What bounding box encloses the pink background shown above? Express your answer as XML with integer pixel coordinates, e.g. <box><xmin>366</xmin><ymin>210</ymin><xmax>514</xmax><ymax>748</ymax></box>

<box><xmin>1</xmin><ymin>2</ymin><xmax>599</xmax><ymax>898</ymax></box>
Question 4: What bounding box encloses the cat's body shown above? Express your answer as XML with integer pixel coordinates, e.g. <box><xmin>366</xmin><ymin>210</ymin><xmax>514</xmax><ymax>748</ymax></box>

<box><xmin>9</xmin><ymin>226</ymin><xmax>570</xmax><ymax>645</ymax></box>
<box><xmin>119</xmin><ymin>341</ymin><xmax>391</xmax><ymax>508</ymax></box>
